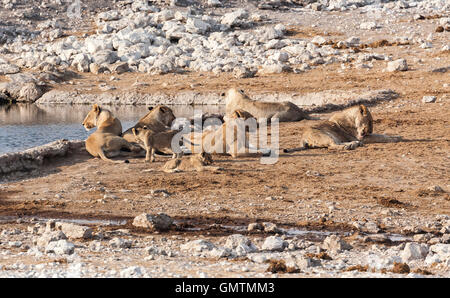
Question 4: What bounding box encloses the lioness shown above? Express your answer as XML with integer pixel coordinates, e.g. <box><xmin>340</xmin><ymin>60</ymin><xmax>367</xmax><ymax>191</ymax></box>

<box><xmin>82</xmin><ymin>104</ymin><xmax>140</xmax><ymax>163</ymax></box>
<box><xmin>284</xmin><ymin>104</ymin><xmax>402</xmax><ymax>152</ymax></box>
<box><xmin>132</xmin><ymin>126</ymin><xmax>184</xmax><ymax>162</ymax></box>
<box><xmin>223</xmin><ymin>88</ymin><xmax>309</xmax><ymax>122</ymax></box>
<box><xmin>162</xmin><ymin>152</ymin><xmax>222</xmax><ymax>173</ymax></box>
<box><xmin>186</xmin><ymin>109</ymin><xmax>271</xmax><ymax>158</ymax></box>
<box><xmin>122</xmin><ymin>105</ymin><xmax>176</xmax><ymax>144</ymax></box>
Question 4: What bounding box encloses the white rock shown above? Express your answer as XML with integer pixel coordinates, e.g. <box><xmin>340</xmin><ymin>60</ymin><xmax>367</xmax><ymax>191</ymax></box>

<box><xmin>360</xmin><ymin>22</ymin><xmax>378</xmax><ymax>30</ymax></box>
<box><xmin>55</xmin><ymin>222</ymin><xmax>93</xmax><ymax>239</ymax></box>
<box><xmin>224</xmin><ymin>234</ymin><xmax>257</xmax><ymax>256</ymax></box>
<box><xmin>401</xmin><ymin>242</ymin><xmax>429</xmax><ymax>262</ymax></box>
<box><xmin>45</xmin><ymin>240</ymin><xmax>75</xmax><ymax>255</ymax></box>
<box><xmin>119</xmin><ymin>266</ymin><xmax>143</xmax><ymax>278</ymax></box>
<box><xmin>386</xmin><ymin>59</ymin><xmax>408</xmax><ymax>72</ymax></box>
<box><xmin>35</xmin><ymin>231</ymin><xmax>67</xmax><ymax>249</ymax></box>
<box><xmin>261</xmin><ymin>236</ymin><xmax>286</xmax><ymax>252</ymax></box>
<box><xmin>0</xmin><ymin>63</ymin><xmax>20</xmax><ymax>75</ymax></box>
<box><xmin>132</xmin><ymin>213</ymin><xmax>173</xmax><ymax>231</ymax></box>
<box><xmin>322</xmin><ymin>235</ymin><xmax>352</xmax><ymax>253</ymax></box>
<box><xmin>422</xmin><ymin>96</ymin><xmax>436</xmax><ymax>103</ymax></box>
<box><xmin>311</xmin><ymin>36</ymin><xmax>327</xmax><ymax>45</ymax></box>
<box><xmin>181</xmin><ymin>240</ymin><xmax>216</xmax><ymax>252</ymax></box>
<box><xmin>221</xmin><ymin>9</ymin><xmax>249</xmax><ymax>27</ymax></box>
<box><xmin>71</xmin><ymin>53</ymin><xmax>91</xmax><ymax>72</ymax></box>
<box><xmin>208</xmin><ymin>0</ymin><xmax>222</xmax><ymax>7</ymax></box>
<box><xmin>109</xmin><ymin>237</ymin><xmax>132</xmax><ymax>249</ymax></box>
<box><xmin>430</xmin><ymin>243</ymin><xmax>450</xmax><ymax>259</ymax></box>
<box><xmin>186</xmin><ymin>18</ymin><xmax>211</xmax><ymax>35</ymax></box>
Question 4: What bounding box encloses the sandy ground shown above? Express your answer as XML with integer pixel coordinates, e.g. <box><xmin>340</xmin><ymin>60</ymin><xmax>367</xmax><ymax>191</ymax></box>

<box><xmin>0</xmin><ymin>7</ymin><xmax>449</xmax><ymax>278</ymax></box>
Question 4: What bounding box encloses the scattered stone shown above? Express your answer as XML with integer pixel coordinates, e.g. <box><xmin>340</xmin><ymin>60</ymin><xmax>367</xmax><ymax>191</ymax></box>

<box><xmin>132</xmin><ymin>213</ymin><xmax>173</xmax><ymax>231</ymax></box>
<box><xmin>322</xmin><ymin>235</ymin><xmax>352</xmax><ymax>253</ymax></box>
<box><xmin>45</xmin><ymin>240</ymin><xmax>75</xmax><ymax>255</ymax></box>
<box><xmin>401</xmin><ymin>242</ymin><xmax>428</xmax><ymax>262</ymax></box>
<box><xmin>224</xmin><ymin>234</ymin><xmax>257</xmax><ymax>256</ymax></box>
<box><xmin>35</xmin><ymin>231</ymin><xmax>67</xmax><ymax>249</ymax></box>
<box><xmin>262</xmin><ymin>222</ymin><xmax>281</xmax><ymax>233</ymax></box>
<box><xmin>386</xmin><ymin>59</ymin><xmax>408</xmax><ymax>72</ymax></box>
<box><xmin>297</xmin><ymin>256</ymin><xmax>321</xmax><ymax>270</ymax></box>
<box><xmin>261</xmin><ymin>236</ymin><xmax>286</xmax><ymax>252</ymax></box>
<box><xmin>109</xmin><ymin>237</ymin><xmax>132</xmax><ymax>249</ymax></box>
<box><xmin>360</xmin><ymin>22</ymin><xmax>378</xmax><ymax>30</ymax></box>
<box><xmin>180</xmin><ymin>239</ymin><xmax>216</xmax><ymax>252</ymax></box>
<box><xmin>422</xmin><ymin>96</ymin><xmax>437</xmax><ymax>103</ymax></box>
<box><xmin>55</xmin><ymin>222</ymin><xmax>93</xmax><ymax>239</ymax></box>
<box><xmin>233</xmin><ymin>66</ymin><xmax>255</xmax><ymax>79</ymax></box>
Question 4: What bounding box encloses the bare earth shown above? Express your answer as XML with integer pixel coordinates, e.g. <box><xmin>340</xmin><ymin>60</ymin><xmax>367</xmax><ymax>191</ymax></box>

<box><xmin>0</xmin><ymin>6</ymin><xmax>449</xmax><ymax>278</ymax></box>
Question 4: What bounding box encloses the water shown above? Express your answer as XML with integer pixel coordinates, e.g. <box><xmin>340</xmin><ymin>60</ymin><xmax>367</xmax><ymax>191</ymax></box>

<box><xmin>0</xmin><ymin>104</ymin><xmax>224</xmax><ymax>155</ymax></box>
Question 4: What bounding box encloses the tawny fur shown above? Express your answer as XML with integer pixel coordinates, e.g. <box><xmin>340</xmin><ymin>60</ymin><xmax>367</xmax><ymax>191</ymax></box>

<box><xmin>82</xmin><ymin>104</ymin><xmax>140</xmax><ymax>163</ymax></box>
<box><xmin>284</xmin><ymin>104</ymin><xmax>402</xmax><ymax>152</ymax></box>
<box><xmin>224</xmin><ymin>88</ymin><xmax>308</xmax><ymax>122</ymax></box>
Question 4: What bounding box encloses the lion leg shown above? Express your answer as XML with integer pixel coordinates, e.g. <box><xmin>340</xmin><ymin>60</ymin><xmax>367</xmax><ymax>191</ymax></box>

<box><xmin>150</xmin><ymin>147</ymin><xmax>156</xmax><ymax>162</ymax></box>
<box><xmin>283</xmin><ymin>139</ymin><xmax>308</xmax><ymax>153</ymax></box>
<box><xmin>328</xmin><ymin>140</ymin><xmax>362</xmax><ymax>150</ymax></box>
<box><xmin>202</xmin><ymin>166</ymin><xmax>222</xmax><ymax>172</ymax></box>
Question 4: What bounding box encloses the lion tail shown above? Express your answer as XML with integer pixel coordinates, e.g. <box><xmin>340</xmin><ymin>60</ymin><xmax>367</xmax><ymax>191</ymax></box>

<box><xmin>98</xmin><ymin>148</ymin><xmax>129</xmax><ymax>164</ymax></box>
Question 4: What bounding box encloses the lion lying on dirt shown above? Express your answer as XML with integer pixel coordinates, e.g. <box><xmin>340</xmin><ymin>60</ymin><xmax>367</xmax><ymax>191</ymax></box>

<box><xmin>132</xmin><ymin>125</ymin><xmax>184</xmax><ymax>162</ymax></box>
<box><xmin>162</xmin><ymin>152</ymin><xmax>222</xmax><ymax>173</ymax></box>
<box><xmin>185</xmin><ymin>109</ymin><xmax>271</xmax><ymax>158</ymax></box>
<box><xmin>223</xmin><ymin>88</ymin><xmax>309</xmax><ymax>122</ymax></box>
<box><xmin>284</xmin><ymin>104</ymin><xmax>402</xmax><ymax>152</ymax></box>
<box><xmin>82</xmin><ymin>104</ymin><xmax>141</xmax><ymax>163</ymax></box>
<box><xmin>122</xmin><ymin>105</ymin><xmax>176</xmax><ymax>144</ymax></box>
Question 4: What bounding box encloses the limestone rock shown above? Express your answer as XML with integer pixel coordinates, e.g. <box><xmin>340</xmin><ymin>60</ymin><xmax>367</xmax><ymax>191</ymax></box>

<box><xmin>132</xmin><ymin>213</ymin><xmax>173</xmax><ymax>231</ymax></box>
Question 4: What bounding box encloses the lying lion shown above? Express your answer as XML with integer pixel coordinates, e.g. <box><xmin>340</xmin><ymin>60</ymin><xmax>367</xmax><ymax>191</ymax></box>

<box><xmin>132</xmin><ymin>126</ymin><xmax>185</xmax><ymax>162</ymax></box>
<box><xmin>284</xmin><ymin>104</ymin><xmax>402</xmax><ymax>152</ymax></box>
<box><xmin>223</xmin><ymin>88</ymin><xmax>308</xmax><ymax>122</ymax></box>
<box><xmin>122</xmin><ymin>105</ymin><xmax>176</xmax><ymax>144</ymax></box>
<box><xmin>82</xmin><ymin>104</ymin><xmax>140</xmax><ymax>163</ymax></box>
<box><xmin>162</xmin><ymin>152</ymin><xmax>222</xmax><ymax>173</ymax></box>
<box><xmin>185</xmin><ymin>109</ymin><xmax>271</xmax><ymax>158</ymax></box>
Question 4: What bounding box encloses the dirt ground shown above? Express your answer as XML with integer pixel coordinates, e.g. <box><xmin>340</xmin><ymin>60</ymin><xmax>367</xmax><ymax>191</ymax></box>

<box><xmin>0</xmin><ymin>8</ymin><xmax>449</xmax><ymax>277</ymax></box>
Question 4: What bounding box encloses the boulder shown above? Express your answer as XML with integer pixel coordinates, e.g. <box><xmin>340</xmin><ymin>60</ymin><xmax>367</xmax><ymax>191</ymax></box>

<box><xmin>386</xmin><ymin>59</ymin><xmax>408</xmax><ymax>72</ymax></box>
<box><xmin>132</xmin><ymin>213</ymin><xmax>173</xmax><ymax>231</ymax></box>
<box><xmin>261</xmin><ymin>236</ymin><xmax>286</xmax><ymax>252</ymax></box>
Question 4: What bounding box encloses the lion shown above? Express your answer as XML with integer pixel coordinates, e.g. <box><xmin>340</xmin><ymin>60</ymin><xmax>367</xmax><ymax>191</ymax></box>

<box><xmin>185</xmin><ymin>109</ymin><xmax>271</xmax><ymax>158</ymax></box>
<box><xmin>82</xmin><ymin>104</ymin><xmax>141</xmax><ymax>163</ymax></box>
<box><xmin>162</xmin><ymin>152</ymin><xmax>222</xmax><ymax>173</ymax></box>
<box><xmin>283</xmin><ymin>104</ymin><xmax>402</xmax><ymax>152</ymax></box>
<box><xmin>222</xmin><ymin>88</ymin><xmax>309</xmax><ymax>122</ymax></box>
<box><xmin>122</xmin><ymin>105</ymin><xmax>176</xmax><ymax>144</ymax></box>
<box><xmin>132</xmin><ymin>125</ymin><xmax>185</xmax><ymax>162</ymax></box>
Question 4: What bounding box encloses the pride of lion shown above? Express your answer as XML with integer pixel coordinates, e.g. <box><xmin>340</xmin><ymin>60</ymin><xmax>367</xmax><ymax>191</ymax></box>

<box><xmin>81</xmin><ymin>88</ymin><xmax>402</xmax><ymax>170</ymax></box>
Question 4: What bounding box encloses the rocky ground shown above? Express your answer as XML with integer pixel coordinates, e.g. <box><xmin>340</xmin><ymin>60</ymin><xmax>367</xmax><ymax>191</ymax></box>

<box><xmin>0</xmin><ymin>0</ymin><xmax>449</xmax><ymax>278</ymax></box>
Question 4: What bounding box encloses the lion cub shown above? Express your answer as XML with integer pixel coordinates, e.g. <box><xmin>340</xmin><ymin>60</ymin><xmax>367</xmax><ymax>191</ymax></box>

<box><xmin>162</xmin><ymin>152</ymin><xmax>222</xmax><ymax>173</ymax></box>
<box><xmin>132</xmin><ymin>126</ymin><xmax>183</xmax><ymax>162</ymax></box>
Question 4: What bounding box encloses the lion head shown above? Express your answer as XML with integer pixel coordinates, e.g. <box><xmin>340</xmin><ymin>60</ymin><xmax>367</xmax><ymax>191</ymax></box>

<box><xmin>139</xmin><ymin>105</ymin><xmax>176</xmax><ymax>128</ymax></box>
<box><xmin>354</xmin><ymin>105</ymin><xmax>373</xmax><ymax>140</ymax></box>
<box><xmin>82</xmin><ymin>104</ymin><xmax>102</xmax><ymax>131</ymax></box>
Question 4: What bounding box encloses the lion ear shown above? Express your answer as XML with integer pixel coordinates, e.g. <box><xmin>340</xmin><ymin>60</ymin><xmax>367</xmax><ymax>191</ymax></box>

<box><xmin>93</xmin><ymin>104</ymin><xmax>101</xmax><ymax>114</ymax></box>
<box><xmin>359</xmin><ymin>105</ymin><xmax>368</xmax><ymax>115</ymax></box>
